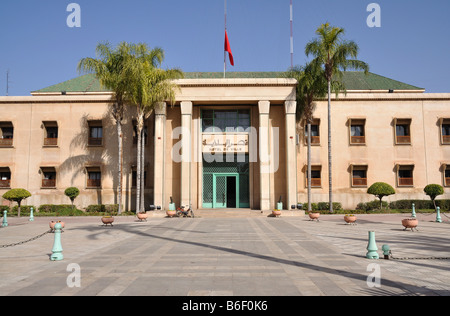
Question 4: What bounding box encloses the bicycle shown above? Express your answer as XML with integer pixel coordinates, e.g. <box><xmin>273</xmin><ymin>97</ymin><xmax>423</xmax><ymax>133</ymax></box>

<box><xmin>176</xmin><ymin>205</ymin><xmax>195</xmax><ymax>218</ymax></box>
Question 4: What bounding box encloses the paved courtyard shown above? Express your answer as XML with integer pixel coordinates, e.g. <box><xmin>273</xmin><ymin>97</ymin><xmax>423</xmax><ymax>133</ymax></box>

<box><xmin>1</xmin><ymin>211</ymin><xmax>449</xmax><ymax>298</ymax></box>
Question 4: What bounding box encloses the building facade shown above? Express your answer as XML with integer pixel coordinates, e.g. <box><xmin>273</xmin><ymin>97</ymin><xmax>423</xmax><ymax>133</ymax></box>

<box><xmin>0</xmin><ymin>72</ymin><xmax>449</xmax><ymax>211</ymax></box>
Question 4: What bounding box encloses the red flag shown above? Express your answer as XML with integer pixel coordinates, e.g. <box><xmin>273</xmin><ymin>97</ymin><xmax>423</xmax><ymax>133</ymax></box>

<box><xmin>224</xmin><ymin>31</ymin><xmax>234</xmax><ymax>66</ymax></box>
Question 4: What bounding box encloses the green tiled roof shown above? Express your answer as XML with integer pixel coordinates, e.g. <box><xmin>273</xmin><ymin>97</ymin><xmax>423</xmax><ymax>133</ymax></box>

<box><xmin>33</xmin><ymin>74</ymin><xmax>110</xmax><ymax>93</ymax></box>
<box><xmin>32</xmin><ymin>71</ymin><xmax>423</xmax><ymax>93</ymax></box>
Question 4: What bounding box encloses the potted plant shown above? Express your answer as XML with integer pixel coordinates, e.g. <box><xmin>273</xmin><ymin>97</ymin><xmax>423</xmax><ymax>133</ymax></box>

<box><xmin>49</xmin><ymin>220</ymin><xmax>65</xmax><ymax>232</ymax></box>
<box><xmin>344</xmin><ymin>214</ymin><xmax>357</xmax><ymax>224</ymax></box>
<box><xmin>272</xmin><ymin>209</ymin><xmax>281</xmax><ymax>217</ymax></box>
<box><xmin>402</xmin><ymin>218</ymin><xmax>418</xmax><ymax>231</ymax></box>
<box><xmin>137</xmin><ymin>211</ymin><xmax>148</xmax><ymax>221</ymax></box>
<box><xmin>101</xmin><ymin>206</ymin><xmax>114</xmax><ymax>226</ymax></box>
<box><xmin>308</xmin><ymin>211</ymin><xmax>320</xmax><ymax>221</ymax></box>
<box><xmin>166</xmin><ymin>209</ymin><xmax>176</xmax><ymax>217</ymax></box>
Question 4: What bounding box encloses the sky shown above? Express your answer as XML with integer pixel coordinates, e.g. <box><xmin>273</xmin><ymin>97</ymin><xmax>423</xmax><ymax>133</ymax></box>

<box><xmin>0</xmin><ymin>0</ymin><xmax>449</xmax><ymax>95</ymax></box>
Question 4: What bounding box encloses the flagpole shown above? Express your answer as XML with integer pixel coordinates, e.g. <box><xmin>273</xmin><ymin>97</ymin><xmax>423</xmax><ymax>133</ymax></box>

<box><xmin>224</xmin><ymin>0</ymin><xmax>227</xmax><ymax>78</ymax></box>
<box><xmin>290</xmin><ymin>0</ymin><xmax>294</xmax><ymax>69</ymax></box>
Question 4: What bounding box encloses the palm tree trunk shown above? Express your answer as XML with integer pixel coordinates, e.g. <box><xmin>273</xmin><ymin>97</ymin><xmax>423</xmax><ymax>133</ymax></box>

<box><xmin>117</xmin><ymin>121</ymin><xmax>123</xmax><ymax>214</ymax></box>
<box><xmin>140</xmin><ymin>127</ymin><xmax>146</xmax><ymax>213</ymax></box>
<box><xmin>307</xmin><ymin>122</ymin><xmax>312</xmax><ymax>212</ymax></box>
<box><xmin>136</xmin><ymin>119</ymin><xmax>142</xmax><ymax>214</ymax></box>
<box><xmin>328</xmin><ymin>79</ymin><xmax>333</xmax><ymax>213</ymax></box>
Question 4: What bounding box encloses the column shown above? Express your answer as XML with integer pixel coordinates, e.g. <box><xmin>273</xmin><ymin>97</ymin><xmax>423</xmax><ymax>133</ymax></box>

<box><xmin>258</xmin><ymin>101</ymin><xmax>271</xmax><ymax>211</ymax></box>
<box><xmin>285</xmin><ymin>100</ymin><xmax>297</xmax><ymax>210</ymax></box>
<box><xmin>153</xmin><ymin>102</ymin><xmax>166</xmax><ymax>209</ymax></box>
<box><xmin>180</xmin><ymin>101</ymin><xmax>193</xmax><ymax>208</ymax></box>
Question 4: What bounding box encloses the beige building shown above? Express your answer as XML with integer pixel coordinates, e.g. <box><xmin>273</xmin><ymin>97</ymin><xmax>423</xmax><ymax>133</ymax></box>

<box><xmin>0</xmin><ymin>71</ymin><xmax>449</xmax><ymax>211</ymax></box>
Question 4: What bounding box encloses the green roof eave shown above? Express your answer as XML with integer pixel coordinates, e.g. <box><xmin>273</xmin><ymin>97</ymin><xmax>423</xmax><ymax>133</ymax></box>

<box><xmin>31</xmin><ymin>71</ymin><xmax>424</xmax><ymax>94</ymax></box>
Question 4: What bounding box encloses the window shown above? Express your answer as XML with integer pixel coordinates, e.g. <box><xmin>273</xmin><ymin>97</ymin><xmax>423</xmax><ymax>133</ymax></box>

<box><xmin>445</xmin><ymin>165</ymin><xmax>450</xmax><ymax>187</ymax></box>
<box><xmin>349</xmin><ymin>119</ymin><xmax>366</xmax><ymax>145</ymax></box>
<box><xmin>440</xmin><ymin>118</ymin><xmax>450</xmax><ymax>145</ymax></box>
<box><xmin>88</xmin><ymin>121</ymin><xmax>103</xmax><ymax>146</ymax></box>
<box><xmin>351</xmin><ymin>165</ymin><xmax>368</xmax><ymax>187</ymax></box>
<box><xmin>305</xmin><ymin>165</ymin><xmax>321</xmax><ymax>188</ymax></box>
<box><xmin>202</xmin><ymin>109</ymin><xmax>250</xmax><ymax>133</ymax></box>
<box><xmin>43</xmin><ymin>121</ymin><xmax>58</xmax><ymax>146</ymax></box>
<box><xmin>0</xmin><ymin>122</ymin><xmax>14</xmax><ymax>147</ymax></box>
<box><xmin>397</xmin><ymin>165</ymin><xmax>414</xmax><ymax>186</ymax></box>
<box><xmin>0</xmin><ymin>167</ymin><xmax>11</xmax><ymax>188</ymax></box>
<box><xmin>41</xmin><ymin>167</ymin><xmax>56</xmax><ymax>188</ymax></box>
<box><xmin>86</xmin><ymin>167</ymin><xmax>101</xmax><ymax>188</ymax></box>
<box><xmin>304</xmin><ymin>119</ymin><xmax>320</xmax><ymax>145</ymax></box>
<box><xmin>132</xmin><ymin>169</ymin><xmax>147</xmax><ymax>187</ymax></box>
<box><xmin>395</xmin><ymin>119</ymin><xmax>411</xmax><ymax>144</ymax></box>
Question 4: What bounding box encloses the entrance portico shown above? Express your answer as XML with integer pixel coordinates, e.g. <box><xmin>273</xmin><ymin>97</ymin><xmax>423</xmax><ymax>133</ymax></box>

<box><xmin>153</xmin><ymin>77</ymin><xmax>298</xmax><ymax>211</ymax></box>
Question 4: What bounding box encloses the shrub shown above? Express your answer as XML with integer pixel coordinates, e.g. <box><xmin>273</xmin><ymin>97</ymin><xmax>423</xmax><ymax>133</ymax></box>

<box><xmin>389</xmin><ymin>199</ymin><xmax>450</xmax><ymax>211</ymax></box>
<box><xmin>367</xmin><ymin>182</ymin><xmax>395</xmax><ymax>209</ymax></box>
<box><xmin>424</xmin><ymin>184</ymin><xmax>444</xmax><ymax>210</ymax></box>
<box><xmin>317</xmin><ymin>202</ymin><xmax>342</xmax><ymax>211</ymax></box>
<box><xmin>64</xmin><ymin>187</ymin><xmax>80</xmax><ymax>209</ymax></box>
<box><xmin>2</xmin><ymin>189</ymin><xmax>32</xmax><ymax>217</ymax></box>
<box><xmin>36</xmin><ymin>204</ymin><xmax>84</xmax><ymax>216</ymax></box>
<box><xmin>10</xmin><ymin>205</ymin><xmax>36</xmax><ymax>216</ymax></box>
<box><xmin>86</xmin><ymin>204</ymin><xmax>119</xmax><ymax>215</ymax></box>
<box><xmin>357</xmin><ymin>200</ymin><xmax>388</xmax><ymax>212</ymax></box>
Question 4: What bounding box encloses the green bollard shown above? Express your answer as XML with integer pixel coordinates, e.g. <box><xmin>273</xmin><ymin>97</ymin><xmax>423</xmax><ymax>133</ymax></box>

<box><xmin>366</xmin><ymin>231</ymin><xmax>379</xmax><ymax>259</ymax></box>
<box><xmin>436</xmin><ymin>206</ymin><xmax>442</xmax><ymax>223</ymax></box>
<box><xmin>382</xmin><ymin>244</ymin><xmax>390</xmax><ymax>260</ymax></box>
<box><xmin>50</xmin><ymin>222</ymin><xmax>63</xmax><ymax>261</ymax></box>
<box><xmin>1</xmin><ymin>210</ymin><xmax>7</xmax><ymax>227</ymax></box>
<box><xmin>29</xmin><ymin>207</ymin><xmax>34</xmax><ymax>222</ymax></box>
<box><xmin>411</xmin><ymin>203</ymin><xmax>416</xmax><ymax>218</ymax></box>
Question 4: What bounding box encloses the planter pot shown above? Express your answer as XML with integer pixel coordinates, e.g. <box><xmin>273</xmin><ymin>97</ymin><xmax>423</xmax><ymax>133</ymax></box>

<box><xmin>137</xmin><ymin>212</ymin><xmax>148</xmax><ymax>221</ymax></box>
<box><xmin>101</xmin><ymin>216</ymin><xmax>114</xmax><ymax>226</ymax></box>
<box><xmin>402</xmin><ymin>218</ymin><xmax>418</xmax><ymax>231</ymax></box>
<box><xmin>166</xmin><ymin>210</ymin><xmax>177</xmax><ymax>218</ymax></box>
<box><xmin>344</xmin><ymin>215</ymin><xmax>357</xmax><ymax>224</ymax></box>
<box><xmin>272</xmin><ymin>210</ymin><xmax>281</xmax><ymax>217</ymax></box>
<box><xmin>308</xmin><ymin>212</ymin><xmax>320</xmax><ymax>221</ymax></box>
<box><xmin>49</xmin><ymin>221</ymin><xmax>65</xmax><ymax>231</ymax></box>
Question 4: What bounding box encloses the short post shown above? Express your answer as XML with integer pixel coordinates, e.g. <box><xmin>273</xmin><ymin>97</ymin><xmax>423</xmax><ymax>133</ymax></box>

<box><xmin>436</xmin><ymin>206</ymin><xmax>442</xmax><ymax>223</ymax></box>
<box><xmin>29</xmin><ymin>207</ymin><xmax>34</xmax><ymax>222</ymax></box>
<box><xmin>411</xmin><ymin>203</ymin><xmax>416</xmax><ymax>218</ymax></box>
<box><xmin>50</xmin><ymin>222</ymin><xmax>63</xmax><ymax>261</ymax></box>
<box><xmin>366</xmin><ymin>231</ymin><xmax>379</xmax><ymax>259</ymax></box>
<box><xmin>382</xmin><ymin>244</ymin><xmax>390</xmax><ymax>260</ymax></box>
<box><xmin>1</xmin><ymin>210</ymin><xmax>8</xmax><ymax>227</ymax></box>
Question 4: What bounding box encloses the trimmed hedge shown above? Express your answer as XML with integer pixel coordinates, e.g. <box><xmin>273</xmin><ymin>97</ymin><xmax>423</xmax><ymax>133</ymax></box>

<box><xmin>299</xmin><ymin>202</ymin><xmax>343</xmax><ymax>211</ymax></box>
<box><xmin>389</xmin><ymin>199</ymin><xmax>450</xmax><ymax>211</ymax></box>
<box><xmin>357</xmin><ymin>200</ymin><xmax>389</xmax><ymax>211</ymax></box>
<box><xmin>85</xmin><ymin>204</ymin><xmax>119</xmax><ymax>214</ymax></box>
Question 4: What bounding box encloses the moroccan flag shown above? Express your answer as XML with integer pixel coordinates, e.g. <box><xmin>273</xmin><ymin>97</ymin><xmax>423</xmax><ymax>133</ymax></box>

<box><xmin>224</xmin><ymin>31</ymin><xmax>234</xmax><ymax>66</ymax></box>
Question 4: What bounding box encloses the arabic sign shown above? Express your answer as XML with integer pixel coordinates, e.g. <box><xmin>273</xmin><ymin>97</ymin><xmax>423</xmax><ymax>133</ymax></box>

<box><xmin>202</xmin><ymin>134</ymin><xmax>249</xmax><ymax>153</ymax></box>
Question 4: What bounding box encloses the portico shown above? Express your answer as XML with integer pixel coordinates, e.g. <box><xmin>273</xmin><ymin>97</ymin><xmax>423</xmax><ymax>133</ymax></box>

<box><xmin>155</xmin><ymin>76</ymin><xmax>298</xmax><ymax>211</ymax></box>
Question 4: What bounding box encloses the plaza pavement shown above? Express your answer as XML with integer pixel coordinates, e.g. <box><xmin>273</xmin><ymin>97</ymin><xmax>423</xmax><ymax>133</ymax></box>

<box><xmin>0</xmin><ymin>210</ymin><xmax>449</xmax><ymax>297</ymax></box>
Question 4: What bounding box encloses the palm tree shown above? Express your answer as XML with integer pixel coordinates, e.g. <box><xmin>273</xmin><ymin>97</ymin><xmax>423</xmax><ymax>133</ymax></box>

<box><xmin>305</xmin><ymin>23</ymin><xmax>369</xmax><ymax>212</ymax></box>
<box><xmin>285</xmin><ymin>60</ymin><xmax>341</xmax><ymax>212</ymax></box>
<box><xmin>78</xmin><ymin>42</ymin><xmax>135</xmax><ymax>214</ymax></box>
<box><xmin>123</xmin><ymin>44</ymin><xmax>183</xmax><ymax>213</ymax></box>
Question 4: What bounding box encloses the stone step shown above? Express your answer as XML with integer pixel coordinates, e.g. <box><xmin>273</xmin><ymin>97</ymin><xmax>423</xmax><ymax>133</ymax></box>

<box><xmin>149</xmin><ymin>209</ymin><xmax>305</xmax><ymax>218</ymax></box>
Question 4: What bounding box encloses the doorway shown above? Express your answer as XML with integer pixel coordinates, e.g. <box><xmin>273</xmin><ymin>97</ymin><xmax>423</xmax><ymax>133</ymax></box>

<box><xmin>202</xmin><ymin>154</ymin><xmax>250</xmax><ymax>209</ymax></box>
<box><xmin>213</xmin><ymin>174</ymin><xmax>238</xmax><ymax>208</ymax></box>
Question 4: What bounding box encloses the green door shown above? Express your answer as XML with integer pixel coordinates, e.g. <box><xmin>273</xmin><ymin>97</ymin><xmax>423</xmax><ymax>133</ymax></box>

<box><xmin>203</xmin><ymin>154</ymin><xmax>249</xmax><ymax>209</ymax></box>
<box><xmin>213</xmin><ymin>174</ymin><xmax>239</xmax><ymax>208</ymax></box>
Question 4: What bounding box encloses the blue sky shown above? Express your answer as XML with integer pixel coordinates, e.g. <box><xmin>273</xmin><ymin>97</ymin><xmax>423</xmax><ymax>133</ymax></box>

<box><xmin>0</xmin><ymin>0</ymin><xmax>449</xmax><ymax>95</ymax></box>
